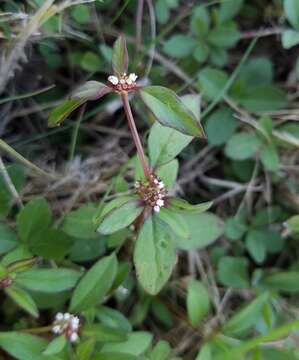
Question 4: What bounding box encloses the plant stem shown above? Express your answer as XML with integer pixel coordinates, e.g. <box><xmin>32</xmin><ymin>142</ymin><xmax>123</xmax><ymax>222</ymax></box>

<box><xmin>121</xmin><ymin>92</ymin><xmax>150</xmax><ymax>178</ymax></box>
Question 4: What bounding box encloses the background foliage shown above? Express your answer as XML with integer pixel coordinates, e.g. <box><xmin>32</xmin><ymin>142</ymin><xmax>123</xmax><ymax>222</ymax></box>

<box><xmin>1</xmin><ymin>0</ymin><xmax>299</xmax><ymax>359</ymax></box>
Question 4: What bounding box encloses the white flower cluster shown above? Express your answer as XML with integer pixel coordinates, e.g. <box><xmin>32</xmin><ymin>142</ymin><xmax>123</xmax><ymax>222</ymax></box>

<box><xmin>135</xmin><ymin>174</ymin><xmax>166</xmax><ymax>213</ymax></box>
<box><xmin>108</xmin><ymin>73</ymin><xmax>138</xmax><ymax>86</ymax></box>
<box><xmin>52</xmin><ymin>313</ymin><xmax>80</xmax><ymax>343</ymax></box>
<box><xmin>152</xmin><ymin>178</ymin><xmax>165</xmax><ymax>212</ymax></box>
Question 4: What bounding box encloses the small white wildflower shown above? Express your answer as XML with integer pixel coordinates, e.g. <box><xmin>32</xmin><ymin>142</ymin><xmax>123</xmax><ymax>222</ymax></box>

<box><xmin>158</xmin><ymin>181</ymin><xmax>164</xmax><ymax>189</ymax></box>
<box><xmin>129</xmin><ymin>73</ymin><xmax>138</xmax><ymax>82</ymax></box>
<box><xmin>108</xmin><ymin>75</ymin><xmax>119</xmax><ymax>85</ymax></box>
<box><xmin>154</xmin><ymin>205</ymin><xmax>160</xmax><ymax>212</ymax></box>
<box><xmin>63</xmin><ymin>313</ymin><xmax>71</xmax><ymax>320</ymax></box>
<box><xmin>55</xmin><ymin>312</ymin><xmax>63</xmax><ymax>321</ymax></box>
<box><xmin>70</xmin><ymin>332</ymin><xmax>79</xmax><ymax>343</ymax></box>
<box><xmin>134</xmin><ymin>181</ymin><xmax>140</xmax><ymax>188</ymax></box>
<box><xmin>153</xmin><ymin>178</ymin><xmax>159</xmax><ymax>184</ymax></box>
<box><xmin>126</xmin><ymin>78</ymin><xmax>132</xmax><ymax>85</ymax></box>
<box><xmin>52</xmin><ymin>325</ymin><xmax>61</xmax><ymax>334</ymax></box>
<box><xmin>120</xmin><ymin>78</ymin><xmax>126</xmax><ymax>84</ymax></box>
<box><xmin>156</xmin><ymin>199</ymin><xmax>164</xmax><ymax>207</ymax></box>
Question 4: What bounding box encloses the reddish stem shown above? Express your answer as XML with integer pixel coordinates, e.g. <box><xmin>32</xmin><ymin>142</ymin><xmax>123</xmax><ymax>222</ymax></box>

<box><xmin>121</xmin><ymin>92</ymin><xmax>150</xmax><ymax>178</ymax></box>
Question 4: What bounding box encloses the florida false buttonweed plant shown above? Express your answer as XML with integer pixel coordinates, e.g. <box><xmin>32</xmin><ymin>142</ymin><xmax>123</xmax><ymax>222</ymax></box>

<box><xmin>49</xmin><ymin>35</ymin><xmax>211</xmax><ymax>295</ymax></box>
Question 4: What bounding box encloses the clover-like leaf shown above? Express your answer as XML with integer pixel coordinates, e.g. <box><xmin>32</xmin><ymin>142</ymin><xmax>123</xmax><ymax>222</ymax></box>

<box><xmin>140</xmin><ymin>86</ymin><xmax>205</xmax><ymax>137</ymax></box>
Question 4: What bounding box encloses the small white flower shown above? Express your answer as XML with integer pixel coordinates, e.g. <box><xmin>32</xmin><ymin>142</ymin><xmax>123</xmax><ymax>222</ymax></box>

<box><xmin>134</xmin><ymin>181</ymin><xmax>140</xmax><ymax>188</ymax></box>
<box><xmin>156</xmin><ymin>199</ymin><xmax>164</xmax><ymax>207</ymax></box>
<box><xmin>108</xmin><ymin>75</ymin><xmax>119</xmax><ymax>85</ymax></box>
<box><xmin>129</xmin><ymin>73</ymin><xmax>138</xmax><ymax>82</ymax></box>
<box><xmin>120</xmin><ymin>78</ymin><xmax>126</xmax><ymax>84</ymax></box>
<box><xmin>55</xmin><ymin>312</ymin><xmax>63</xmax><ymax>321</ymax></box>
<box><xmin>52</xmin><ymin>325</ymin><xmax>61</xmax><ymax>334</ymax></box>
<box><xmin>126</xmin><ymin>78</ymin><xmax>132</xmax><ymax>85</ymax></box>
<box><xmin>158</xmin><ymin>181</ymin><xmax>164</xmax><ymax>189</ymax></box>
<box><xmin>153</xmin><ymin>178</ymin><xmax>159</xmax><ymax>184</ymax></box>
<box><xmin>69</xmin><ymin>332</ymin><xmax>79</xmax><ymax>343</ymax></box>
<box><xmin>63</xmin><ymin>313</ymin><xmax>71</xmax><ymax>320</ymax></box>
<box><xmin>154</xmin><ymin>205</ymin><xmax>160</xmax><ymax>212</ymax></box>
<box><xmin>71</xmin><ymin>319</ymin><xmax>79</xmax><ymax>330</ymax></box>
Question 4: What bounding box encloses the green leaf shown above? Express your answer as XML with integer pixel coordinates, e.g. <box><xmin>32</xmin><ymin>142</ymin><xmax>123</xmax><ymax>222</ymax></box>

<box><xmin>287</xmin><ymin>215</ymin><xmax>299</xmax><ymax>233</ymax></box>
<box><xmin>112</xmin><ymin>35</ymin><xmax>128</xmax><ymax>76</ymax></box>
<box><xmin>151</xmin><ymin>300</ymin><xmax>173</xmax><ymax>327</ymax></box>
<box><xmin>205</xmin><ymin>107</ymin><xmax>238</xmax><ymax>145</ymax></box>
<box><xmin>193</xmin><ymin>42</ymin><xmax>210</xmax><ymax>63</ymax></box>
<box><xmin>262</xmin><ymin>271</ymin><xmax>299</xmax><ymax>293</ymax></box>
<box><xmin>207</xmin><ymin>22</ymin><xmax>240</xmax><ymax>48</ymax></box>
<box><xmin>187</xmin><ymin>280</ymin><xmax>210</xmax><ymax>326</ymax></box>
<box><xmin>219</xmin><ymin>0</ymin><xmax>243</xmax><ymax>22</ymax></box>
<box><xmin>63</xmin><ymin>204</ymin><xmax>98</xmax><ymax>239</ymax></box>
<box><xmin>140</xmin><ymin>86</ymin><xmax>205</xmax><ymax>137</ymax></box>
<box><xmin>0</xmin><ymin>332</ymin><xmax>56</xmax><ymax>360</ymax></box>
<box><xmin>100</xmin><ymin>331</ymin><xmax>153</xmax><ymax>356</ymax></box>
<box><xmin>181</xmin><ymin>93</ymin><xmax>201</xmax><ymax>121</ymax></box>
<box><xmin>134</xmin><ymin>215</ymin><xmax>177</xmax><ymax>295</ymax></box>
<box><xmin>222</xmin><ymin>292</ymin><xmax>269</xmax><ymax>336</ymax></box>
<box><xmin>198</xmin><ymin>67</ymin><xmax>228</xmax><ymax>100</ymax></box>
<box><xmin>95</xmin><ymin>195</ymin><xmax>137</xmax><ymax>224</ymax></box>
<box><xmin>148</xmin><ymin>122</ymin><xmax>192</xmax><ymax>167</ymax></box>
<box><xmin>168</xmin><ymin>198</ymin><xmax>212</xmax><ymax>213</ymax></box>
<box><xmin>97</xmin><ymin>201</ymin><xmax>143</xmax><ymax>235</ymax></box>
<box><xmin>76</xmin><ymin>338</ymin><xmax>96</xmax><ymax>360</ymax></box>
<box><xmin>93</xmin><ymin>353</ymin><xmax>137</xmax><ymax>360</ymax></box>
<box><xmin>238</xmin><ymin>57</ymin><xmax>273</xmax><ymax>87</ymax></box>
<box><xmin>149</xmin><ymin>340</ymin><xmax>171</xmax><ymax>360</ymax></box>
<box><xmin>156</xmin><ymin>159</ymin><xmax>178</xmax><ymax>188</ymax></box>
<box><xmin>70</xmin><ymin>237</ymin><xmax>105</xmax><ymax>263</ymax></box>
<box><xmin>30</xmin><ymin>229</ymin><xmax>72</xmax><ymax>261</ymax></box>
<box><xmin>163</xmin><ymin>35</ymin><xmax>196</xmax><ymax>58</ymax></box>
<box><xmin>225</xmin><ymin>132</ymin><xmax>261</xmax><ymax>160</ymax></box>
<box><xmin>158</xmin><ymin>208</ymin><xmax>189</xmax><ymax>238</ymax></box>
<box><xmin>70</xmin><ymin>253</ymin><xmax>117</xmax><ymax>312</ymax></box>
<box><xmin>43</xmin><ymin>335</ymin><xmax>66</xmax><ymax>355</ymax></box>
<box><xmin>210</xmin><ymin>47</ymin><xmax>228</xmax><ymax>67</ymax></box>
<box><xmin>224</xmin><ymin>216</ymin><xmax>247</xmax><ymax>241</ymax></box>
<box><xmin>16</xmin><ymin>197</ymin><xmax>51</xmax><ymax>243</ymax></box>
<box><xmin>283</xmin><ymin>29</ymin><xmax>299</xmax><ymax>49</ymax></box>
<box><xmin>234</xmin><ymin>85</ymin><xmax>288</xmax><ymax>112</ymax></box>
<box><xmin>97</xmin><ymin>306</ymin><xmax>132</xmax><ymax>333</ymax></box>
<box><xmin>217</xmin><ymin>256</ymin><xmax>249</xmax><ymax>288</ymax></box>
<box><xmin>5</xmin><ymin>285</ymin><xmax>39</xmax><ymax>318</ymax></box>
<box><xmin>245</xmin><ymin>230</ymin><xmax>267</xmax><ymax>264</ymax></box>
<box><xmin>71</xmin><ymin>4</ymin><xmax>90</xmax><ymax>24</ymax></box>
<box><xmin>48</xmin><ymin>99</ymin><xmax>84</xmax><ymax>127</ymax></box>
<box><xmin>284</xmin><ymin>0</ymin><xmax>299</xmax><ymax>30</ymax></box>
<box><xmin>81</xmin><ymin>51</ymin><xmax>101</xmax><ymax>72</ymax></box>
<box><xmin>190</xmin><ymin>6</ymin><xmax>210</xmax><ymax>36</ymax></box>
<box><xmin>174</xmin><ymin>212</ymin><xmax>223</xmax><ymax>250</ymax></box>
<box><xmin>260</xmin><ymin>144</ymin><xmax>279</xmax><ymax>172</ymax></box>
<box><xmin>195</xmin><ymin>344</ymin><xmax>212</xmax><ymax>360</ymax></box>
<box><xmin>0</xmin><ymin>223</ymin><xmax>18</xmax><ymax>254</ymax></box>
<box><xmin>16</xmin><ymin>268</ymin><xmax>81</xmax><ymax>293</ymax></box>
<box><xmin>82</xmin><ymin>324</ymin><xmax>127</xmax><ymax>342</ymax></box>
<box><xmin>72</xmin><ymin>81</ymin><xmax>111</xmax><ymax>101</ymax></box>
